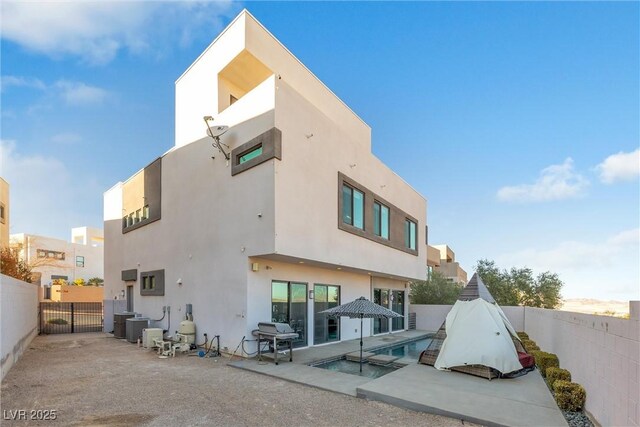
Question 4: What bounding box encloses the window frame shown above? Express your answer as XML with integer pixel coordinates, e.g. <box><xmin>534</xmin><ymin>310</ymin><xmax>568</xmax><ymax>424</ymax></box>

<box><xmin>404</xmin><ymin>218</ymin><xmax>417</xmax><ymax>250</ymax></box>
<box><xmin>373</xmin><ymin>201</ymin><xmax>390</xmax><ymax>240</ymax></box>
<box><xmin>76</xmin><ymin>255</ymin><xmax>85</xmax><ymax>268</ymax></box>
<box><xmin>342</xmin><ymin>183</ymin><xmax>364</xmax><ymax>230</ymax></box>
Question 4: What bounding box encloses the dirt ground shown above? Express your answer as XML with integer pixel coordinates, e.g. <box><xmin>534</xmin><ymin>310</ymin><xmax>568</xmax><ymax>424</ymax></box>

<box><xmin>1</xmin><ymin>333</ymin><xmax>471</xmax><ymax>427</ymax></box>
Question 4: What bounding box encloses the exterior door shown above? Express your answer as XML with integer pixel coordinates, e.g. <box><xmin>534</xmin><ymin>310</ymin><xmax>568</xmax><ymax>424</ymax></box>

<box><xmin>126</xmin><ymin>285</ymin><xmax>133</xmax><ymax>312</ymax></box>
<box><xmin>271</xmin><ymin>281</ymin><xmax>307</xmax><ymax>348</ymax></box>
<box><xmin>391</xmin><ymin>290</ymin><xmax>405</xmax><ymax>331</ymax></box>
<box><xmin>314</xmin><ymin>284</ymin><xmax>340</xmax><ymax>345</ymax></box>
<box><xmin>373</xmin><ymin>288</ymin><xmax>389</xmax><ymax>334</ymax></box>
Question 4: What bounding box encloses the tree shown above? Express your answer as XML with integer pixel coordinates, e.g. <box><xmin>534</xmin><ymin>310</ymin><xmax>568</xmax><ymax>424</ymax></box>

<box><xmin>475</xmin><ymin>259</ymin><xmax>563</xmax><ymax>309</ymax></box>
<box><xmin>410</xmin><ymin>271</ymin><xmax>462</xmax><ymax>304</ymax></box>
<box><xmin>0</xmin><ymin>247</ymin><xmax>33</xmax><ymax>283</ymax></box>
<box><xmin>87</xmin><ymin>277</ymin><xmax>104</xmax><ymax>286</ymax></box>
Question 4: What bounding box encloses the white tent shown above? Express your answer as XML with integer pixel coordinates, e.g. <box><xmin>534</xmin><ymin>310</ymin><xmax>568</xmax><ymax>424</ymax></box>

<box><xmin>434</xmin><ymin>298</ymin><xmax>523</xmax><ymax>375</ymax></box>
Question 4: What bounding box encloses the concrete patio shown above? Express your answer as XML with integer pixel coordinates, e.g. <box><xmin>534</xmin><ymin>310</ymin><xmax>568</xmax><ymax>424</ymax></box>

<box><xmin>231</xmin><ymin>330</ymin><xmax>568</xmax><ymax>427</ymax></box>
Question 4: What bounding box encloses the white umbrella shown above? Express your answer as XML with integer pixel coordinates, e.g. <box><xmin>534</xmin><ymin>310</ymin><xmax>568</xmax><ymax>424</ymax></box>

<box><xmin>320</xmin><ymin>296</ymin><xmax>402</xmax><ymax>372</ymax></box>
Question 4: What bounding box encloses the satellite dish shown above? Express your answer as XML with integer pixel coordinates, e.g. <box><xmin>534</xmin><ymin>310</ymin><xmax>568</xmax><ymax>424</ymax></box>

<box><xmin>207</xmin><ymin>125</ymin><xmax>229</xmax><ymax>138</ymax></box>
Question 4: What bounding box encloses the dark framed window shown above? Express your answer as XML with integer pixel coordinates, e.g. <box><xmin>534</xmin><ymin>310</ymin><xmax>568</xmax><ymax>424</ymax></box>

<box><xmin>373</xmin><ymin>201</ymin><xmax>390</xmax><ymax>239</ymax></box>
<box><xmin>0</xmin><ymin>203</ymin><xmax>5</xmax><ymax>223</ymax></box>
<box><xmin>76</xmin><ymin>256</ymin><xmax>85</xmax><ymax>267</ymax></box>
<box><xmin>404</xmin><ymin>219</ymin><xmax>417</xmax><ymax>250</ymax></box>
<box><xmin>38</xmin><ymin>249</ymin><xmax>65</xmax><ymax>260</ymax></box>
<box><xmin>140</xmin><ymin>270</ymin><xmax>164</xmax><ymax>296</ymax></box>
<box><xmin>272</xmin><ymin>281</ymin><xmax>307</xmax><ymax>348</ymax></box>
<box><xmin>238</xmin><ymin>145</ymin><xmax>263</xmax><ymax>164</ymax></box>
<box><xmin>342</xmin><ymin>184</ymin><xmax>364</xmax><ymax>229</ymax></box>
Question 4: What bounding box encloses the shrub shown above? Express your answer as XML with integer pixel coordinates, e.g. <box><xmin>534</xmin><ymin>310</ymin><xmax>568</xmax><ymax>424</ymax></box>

<box><xmin>546</xmin><ymin>367</ymin><xmax>571</xmax><ymax>387</ymax></box>
<box><xmin>536</xmin><ymin>352</ymin><xmax>559</xmax><ymax>377</ymax></box>
<box><xmin>47</xmin><ymin>318</ymin><xmax>68</xmax><ymax>325</ymax></box>
<box><xmin>517</xmin><ymin>331</ymin><xmax>529</xmax><ymax>340</ymax></box>
<box><xmin>554</xmin><ymin>381</ymin><xmax>586</xmax><ymax>411</ymax></box>
<box><xmin>521</xmin><ymin>339</ymin><xmax>540</xmax><ymax>352</ymax></box>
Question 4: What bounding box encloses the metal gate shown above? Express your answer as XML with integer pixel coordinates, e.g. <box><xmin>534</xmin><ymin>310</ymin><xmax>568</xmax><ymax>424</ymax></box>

<box><xmin>39</xmin><ymin>302</ymin><xmax>103</xmax><ymax>334</ymax></box>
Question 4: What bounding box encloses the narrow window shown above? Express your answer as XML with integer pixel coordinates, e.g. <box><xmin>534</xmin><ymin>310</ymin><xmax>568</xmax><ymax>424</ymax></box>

<box><xmin>404</xmin><ymin>219</ymin><xmax>417</xmax><ymax>250</ymax></box>
<box><xmin>342</xmin><ymin>184</ymin><xmax>364</xmax><ymax>229</ymax></box>
<box><xmin>0</xmin><ymin>203</ymin><xmax>5</xmax><ymax>223</ymax></box>
<box><xmin>149</xmin><ymin>276</ymin><xmax>156</xmax><ymax>290</ymax></box>
<box><xmin>135</xmin><ymin>209</ymin><xmax>141</xmax><ymax>223</ymax></box>
<box><xmin>374</xmin><ymin>201</ymin><xmax>390</xmax><ymax>239</ymax></box>
<box><xmin>142</xmin><ymin>205</ymin><xmax>149</xmax><ymax>220</ymax></box>
<box><xmin>238</xmin><ymin>145</ymin><xmax>263</xmax><ymax>164</ymax></box>
<box><xmin>76</xmin><ymin>256</ymin><xmax>85</xmax><ymax>268</ymax></box>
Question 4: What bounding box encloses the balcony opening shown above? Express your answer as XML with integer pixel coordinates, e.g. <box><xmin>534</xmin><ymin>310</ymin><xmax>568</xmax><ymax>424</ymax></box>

<box><xmin>218</xmin><ymin>50</ymin><xmax>272</xmax><ymax>113</ymax></box>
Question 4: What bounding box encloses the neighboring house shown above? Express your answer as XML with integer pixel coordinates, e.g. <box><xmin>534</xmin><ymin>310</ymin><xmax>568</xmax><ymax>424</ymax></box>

<box><xmin>10</xmin><ymin>227</ymin><xmax>104</xmax><ymax>299</ymax></box>
<box><xmin>103</xmin><ymin>10</ymin><xmax>428</xmax><ymax>353</ymax></box>
<box><xmin>0</xmin><ymin>178</ymin><xmax>9</xmax><ymax>248</ymax></box>
<box><xmin>429</xmin><ymin>244</ymin><xmax>468</xmax><ymax>284</ymax></box>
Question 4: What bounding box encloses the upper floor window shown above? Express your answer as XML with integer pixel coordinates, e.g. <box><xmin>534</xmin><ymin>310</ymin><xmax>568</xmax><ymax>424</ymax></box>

<box><xmin>404</xmin><ymin>219</ymin><xmax>417</xmax><ymax>250</ymax></box>
<box><xmin>76</xmin><ymin>256</ymin><xmax>85</xmax><ymax>267</ymax></box>
<box><xmin>342</xmin><ymin>184</ymin><xmax>364</xmax><ymax>229</ymax></box>
<box><xmin>373</xmin><ymin>201</ymin><xmax>390</xmax><ymax>239</ymax></box>
<box><xmin>0</xmin><ymin>203</ymin><xmax>5</xmax><ymax>224</ymax></box>
<box><xmin>238</xmin><ymin>145</ymin><xmax>263</xmax><ymax>164</ymax></box>
<box><xmin>38</xmin><ymin>249</ymin><xmax>65</xmax><ymax>260</ymax></box>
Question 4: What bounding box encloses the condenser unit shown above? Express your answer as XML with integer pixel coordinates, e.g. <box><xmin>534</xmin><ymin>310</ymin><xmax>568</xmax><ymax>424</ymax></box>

<box><xmin>142</xmin><ymin>328</ymin><xmax>164</xmax><ymax>348</ymax></box>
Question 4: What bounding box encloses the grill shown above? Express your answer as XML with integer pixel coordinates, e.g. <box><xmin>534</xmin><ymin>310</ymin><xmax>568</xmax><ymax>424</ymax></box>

<box><xmin>252</xmin><ymin>322</ymin><xmax>299</xmax><ymax>365</ymax></box>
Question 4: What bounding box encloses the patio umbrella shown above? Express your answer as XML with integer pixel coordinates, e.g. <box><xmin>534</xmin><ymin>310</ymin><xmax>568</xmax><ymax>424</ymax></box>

<box><xmin>320</xmin><ymin>296</ymin><xmax>402</xmax><ymax>373</ymax></box>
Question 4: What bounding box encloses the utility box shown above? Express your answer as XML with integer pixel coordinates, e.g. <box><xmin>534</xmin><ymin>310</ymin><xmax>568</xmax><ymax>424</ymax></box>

<box><xmin>142</xmin><ymin>328</ymin><xmax>164</xmax><ymax>348</ymax></box>
<box><xmin>126</xmin><ymin>317</ymin><xmax>149</xmax><ymax>343</ymax></box>
<box><xmin>114</xmin><ymin>312</ymin><xmax>135</xmax><ymax>338</ymax></box>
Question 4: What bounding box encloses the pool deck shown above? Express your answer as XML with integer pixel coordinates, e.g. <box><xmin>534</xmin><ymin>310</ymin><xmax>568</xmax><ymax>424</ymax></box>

<box><xmin>230</xmin><ymin>330</ymin><xmax>567</xmax><ymax>426</ymax></box>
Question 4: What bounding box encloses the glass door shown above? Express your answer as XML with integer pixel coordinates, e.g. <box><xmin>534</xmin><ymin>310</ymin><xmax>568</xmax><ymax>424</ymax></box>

<box><xmin>271</xmin><ymin>281</ymin><xmax>307</xmax><ymax>348</ymax></box>
<box><xmin>373</xmin><ymin>288</ymin><xmax>389</xmax><ymax>334</ymax></box>
<box><xmin>314</xmin><ymin>284</ymin><xmax>340</xmax><ymax>345</ymax></box>
<box><xmin>391</xmin><ymin>290</ymin><xmax>405</xmax><ymax>331</ymax></box>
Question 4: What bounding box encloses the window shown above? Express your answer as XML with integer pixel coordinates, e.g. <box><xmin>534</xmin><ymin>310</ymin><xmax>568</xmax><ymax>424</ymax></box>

<box><xmin>140</xmin><ymin>270</ymin><xmax>165</xmax><ymax>296</ymax></box>
<box><xmin>38</xmin><ymin>250</ymin><xmax>65</xmax><ymax>260</ymax></box>
<box><xmin>373</xmin><ymin>201</ymin><xmax>390</xmax><ymax>239</ymax></box>
<box><xmin>142</xmin><ymin>205</ymin><xmax>149</xmax><ymax>220</ymax></box>
<box><xmin>76</xmin><ymin>256</ymin><xmax>85</xmax><ymax>268</ymax></box>
<box><xmin>238</xmin><ymin>145</ymin><xmax>263</xmax><ymax>164</ymax></box>
<box><xmin>135</xmin><ymin>209</ymin><xmax>141</xmax><ymax>223</ymax></box>
<box><xmin>342</xmin><ymin>184</ymin><xmax>364</xmax><ymax>229</ymax></box>
<box><xmin>404</xmin><ymin>219</ymin><xmax>417</xmax><ymax>250</ymax></box>
<box><xmin>271</xmin><ymin>281</ymin><xmax>307</xmax><ymax>347</ymax></box>
<box><xmin>0</xmin><ymin>203</ymin><xmax>5</xmax><ymax>224</ymax></box>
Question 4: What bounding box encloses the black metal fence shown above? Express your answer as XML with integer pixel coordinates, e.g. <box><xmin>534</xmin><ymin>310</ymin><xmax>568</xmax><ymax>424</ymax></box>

<box><xmin>39</xmin><ymin>302</ymin><xmax>103</xmax><ymax>334</ymax></box>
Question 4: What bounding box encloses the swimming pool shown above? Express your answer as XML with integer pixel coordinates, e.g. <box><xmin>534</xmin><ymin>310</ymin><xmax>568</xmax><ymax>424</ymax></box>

<box><xmin>313</xmin><ymin>359</ymin><xmax>398</xmax><ymax>379</ymax></box>
<box><xmin>372</xmin><ymin>337</ymin><xmax>432</xmax><ymax>360</ymax></box>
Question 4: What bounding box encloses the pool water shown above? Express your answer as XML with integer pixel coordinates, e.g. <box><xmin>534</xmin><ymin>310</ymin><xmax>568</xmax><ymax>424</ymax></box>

<box><xmin>313</xmin><ymin>359</ymin><xmax>398</xmax><ymax>379</ymax></box>
<box><xmin>373</xmin><ymin>337</ymin><xmax>432</xmax><ymax>359</ymax></box>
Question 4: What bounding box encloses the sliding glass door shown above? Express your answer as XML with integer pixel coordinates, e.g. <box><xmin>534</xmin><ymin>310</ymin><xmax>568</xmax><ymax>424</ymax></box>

<box><xmin>391</xmin><ymin>290</ymin><xmax>405</xmax><ymax>331</ymax></box>
<box><xmin>314</xmin><ymin>284</ymin><xmax>340</xmax><ymax>345</ymax></box>
<box><xmin>373</xmin><ymin>289</ymin><xmax>389</xmax><ymax>334</ymax></box>
<box><xmin>271</xmin><ymin>281</ymin><xmax>307</xmax><ymax>348</ymax></box>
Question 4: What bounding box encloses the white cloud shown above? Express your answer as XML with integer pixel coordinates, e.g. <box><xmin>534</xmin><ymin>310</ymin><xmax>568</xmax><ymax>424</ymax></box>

<box><xmin>495</xmin><ymin>228</ymin><xmax>640</xmax><ymax>300</ymax></box>
<box><xmin>596</xmin><ymin>148</ymin><xmax>640</xmax><ymax>184</ymax></box>
<box><xmin>0</xmin><ymin>75</ymin><xmax>46</xmax><ymax>91</ymax></box>
<box><xmin>1</xmin><ymin>1</ymin><xmax>237</xmax><ymax>65</ymax></box>
<box><xmin>54</xmin><ymin>81</ymin><xmax>108</xmax><ymax>105</ymax></box>
<box><xmin>0</xmin><ymin>140</ymin><xmax>103</xmax><ymax>239</ymax></box>
<box><xmin>497</xmin><ymin>158</ymin><xmax>589</xmax><ymax>203</ymax></box>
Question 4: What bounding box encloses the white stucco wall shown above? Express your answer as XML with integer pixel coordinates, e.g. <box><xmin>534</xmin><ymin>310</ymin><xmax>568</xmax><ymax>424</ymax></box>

<box><xmin>0</xmin><ymin>275</ymin><xmax>38</xmax><ymax>380</ymax></box>
<box><xmin>410</xmin><ymin>303</ymin><xmax>640</xmax><ymax>426</ymax></box>
<box><xmin>525</xmin><ymin>305</ymin><xmax>640</xmax><ymax>427</ymax></box>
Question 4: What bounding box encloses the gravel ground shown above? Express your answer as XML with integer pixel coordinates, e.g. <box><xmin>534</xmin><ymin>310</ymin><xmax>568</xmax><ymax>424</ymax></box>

<box><xmin>1</xmin><ymin>333</ymin><xmax>474</xmax><ymax>427</ymax></box>
<box><xmin>563</xmin><ymin>411</ymin><xmax>593</xmax><ymax>427</ymax></box>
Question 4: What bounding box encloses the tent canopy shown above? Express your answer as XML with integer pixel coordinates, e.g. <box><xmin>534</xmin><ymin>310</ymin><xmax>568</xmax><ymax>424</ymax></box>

<box><xmin>434</xmin><ymin>298</ymin><xmax>523</xmax><ymax>374</ymax></box>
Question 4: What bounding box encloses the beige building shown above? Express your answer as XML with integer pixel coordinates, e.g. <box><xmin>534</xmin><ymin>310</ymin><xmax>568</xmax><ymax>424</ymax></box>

<box><xmin>429</xmin><ymin>244</ymin><xmax>468</xmax><ymax>284</ymax></box>
<box><xmin>10</xmin><ymin>227</ymin><xmax>104</xmax><ymax>299</ymax></box>
<box><xmin>104</xmin><ymin>10</ymin><xmax>429</xmax><ymax>353</ymax></box>
<box><xmin>0</xmin><ymin>178</ymin><xmax>9</xmax><ymax>248</ymax></box>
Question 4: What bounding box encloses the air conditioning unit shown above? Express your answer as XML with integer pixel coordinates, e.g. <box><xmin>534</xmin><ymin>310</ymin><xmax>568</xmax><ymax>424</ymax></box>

<box><xmin>142</xmin><ymin>328</ymin><xmax>164</xmax><ymax>348</ymax></box>
<box><xmin>126</xmin><ymin>317</ymin><xmax>149</xmax><ymax>343</ymax></box>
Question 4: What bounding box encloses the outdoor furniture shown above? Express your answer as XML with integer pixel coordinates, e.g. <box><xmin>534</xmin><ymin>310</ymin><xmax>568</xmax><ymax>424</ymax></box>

<box><xmin>252</xmin><ymin>322</ymin><xmax>299</xmax><ymax>365</ymax></box>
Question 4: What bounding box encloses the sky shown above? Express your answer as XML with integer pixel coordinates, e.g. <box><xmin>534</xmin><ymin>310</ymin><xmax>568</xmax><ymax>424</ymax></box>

<box><xmin>1</xmin><ymin>1</ymin><xmax>638</xmax><ymax>301</ymax></box>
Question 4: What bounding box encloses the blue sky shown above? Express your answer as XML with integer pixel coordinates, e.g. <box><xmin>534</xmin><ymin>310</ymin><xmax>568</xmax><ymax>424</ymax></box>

<box><xmin>1</xmin><ymin>2</ymin><xmax>638</xmax><ymax>301</ymax></box>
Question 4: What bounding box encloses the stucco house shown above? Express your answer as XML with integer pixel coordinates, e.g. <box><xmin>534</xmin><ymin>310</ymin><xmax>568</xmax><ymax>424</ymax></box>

<box><xmin>103</xmin><ymin>10</ymin><xmax>429</xmax><ymax>353</ymax></box>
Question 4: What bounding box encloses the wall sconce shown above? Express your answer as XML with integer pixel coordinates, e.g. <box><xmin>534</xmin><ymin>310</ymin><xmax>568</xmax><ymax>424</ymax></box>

<box><xmin>308</xmin><ymin>290</ymin><xmax>314</xmax><ymax>300</ymax></box>
<box><xmin>120</xmin><ymin>290</ymin><xmax>125</xmax><ymax>299</ymax></box>
<box><xmin>251</xmin><ymin>263</ymin><xmax>259</xmax><ymax>272</ymax></box>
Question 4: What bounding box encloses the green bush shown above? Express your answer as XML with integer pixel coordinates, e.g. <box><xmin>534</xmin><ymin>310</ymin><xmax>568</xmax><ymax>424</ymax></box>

<box><xmin>521</xmin><ymin>339</ymin><xmax>540</xmax><ymax>352</ymax></box>
<box><xmin>546</xmin><ymin>367</ymin><xmax>571</xmax><ymax>387</ymax></box>
<box><xmin>554</xmin><ymin>381</ymin><xmax>586</xmax><ymax>411</ymax></box>
<box><xmin>517</xmin><ymin>331</ymin><xmax>529</xmax><ymax>340</ymax></box>
<box><xmin>47</xmin><ymin>318</ymin><xmax>68</xmax><ymax>325</ymax></box>
<box><xmin>533</xmin><ymin>351</ymin><xmax>559</xmax><ymax>377</ymax></box>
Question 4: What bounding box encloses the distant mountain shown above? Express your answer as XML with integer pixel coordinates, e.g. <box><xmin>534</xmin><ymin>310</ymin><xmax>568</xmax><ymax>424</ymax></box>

<box><xmin>559</xmin><ymin>298</ymin><xmax>629</xmax><ymax>317</ymax></box>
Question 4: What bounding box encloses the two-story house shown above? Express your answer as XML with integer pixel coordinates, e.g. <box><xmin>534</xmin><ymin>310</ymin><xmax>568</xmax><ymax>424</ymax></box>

<box><xmin>103</xmin><ymin>10</ymin><xmax>429</xmax><ymax>353</ymax></box>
